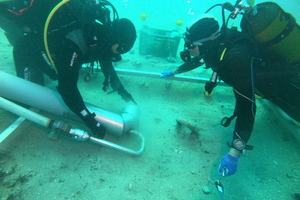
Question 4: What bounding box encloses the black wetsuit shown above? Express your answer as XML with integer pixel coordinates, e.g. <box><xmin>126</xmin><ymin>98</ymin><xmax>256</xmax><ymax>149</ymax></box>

<box><xmin>177</xmin><ymin>35</ymin><xmax>300</xmax><ymax>145</ymax></box>
<box><xmin>0</xmin><ymin>0</ymin><xmax>60</xmax><ymax>45</ymax></box>
<box><xmin>1</xmin><ymin>0</ymin><xmax>128</xmax><ymax>137</ymax></box>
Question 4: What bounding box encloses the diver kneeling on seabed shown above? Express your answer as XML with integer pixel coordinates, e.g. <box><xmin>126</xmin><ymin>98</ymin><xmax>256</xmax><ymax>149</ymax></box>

<box><xmin>0</xmin><ymin>0</ymin><xmax>137</xmax><ymax>139</ymax></box>
<box><xmin>161</xmin><ymin>0</ymin><xmax>300</xmax><ymax>177</ymax></box>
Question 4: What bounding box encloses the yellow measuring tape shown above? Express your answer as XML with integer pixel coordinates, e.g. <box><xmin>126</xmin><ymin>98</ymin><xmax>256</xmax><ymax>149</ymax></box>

<box><xmin>43</xmin><ymin>0</ymin><xmax>71</xmax><ymax>74</ymax></box>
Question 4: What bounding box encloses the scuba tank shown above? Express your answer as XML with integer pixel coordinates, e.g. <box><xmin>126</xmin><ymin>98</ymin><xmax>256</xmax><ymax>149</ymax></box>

<box><xmin>241</xmin><ymin>2</ymin><xmax>300</xmax><ymax>64</ymax></box>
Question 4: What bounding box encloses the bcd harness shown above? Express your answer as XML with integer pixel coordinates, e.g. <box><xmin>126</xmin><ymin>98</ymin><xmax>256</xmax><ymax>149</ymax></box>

<box><xmin>204</xmin><ymin>0</ymin><xmax>300</xmax><ymax>97</ymax></box>
<box><xmin>1</xmin><ymin>0</ymin><xmax>34</xmax><ymax>16</ymax></box>
<box><xmin>43</xmin><ymin>0</ymin><xmax>118</xmax><ymax>74</ymax></box>
<box><xmin>1</xmin><ymin>0</ymin><xmax>119</xmax><ymax>74</ymax></box>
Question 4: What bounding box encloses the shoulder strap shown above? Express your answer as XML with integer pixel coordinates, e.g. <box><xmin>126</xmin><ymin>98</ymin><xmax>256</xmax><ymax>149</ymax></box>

<box><xmin>66</xmin><ymin>29</ymin><xmax>88</xmax><ymax>55</ymax></box>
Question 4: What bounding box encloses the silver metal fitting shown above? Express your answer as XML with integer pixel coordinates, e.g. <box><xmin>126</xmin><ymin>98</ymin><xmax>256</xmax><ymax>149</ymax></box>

<box><xmin>52</xmin><ymin>120</ymin><xmax>71</xmax><ymax>133</ymax></box>
<box><xmin>68</xmin><ymin>129</ymin><xmax>90</xmax><ymax>141</ymax></box>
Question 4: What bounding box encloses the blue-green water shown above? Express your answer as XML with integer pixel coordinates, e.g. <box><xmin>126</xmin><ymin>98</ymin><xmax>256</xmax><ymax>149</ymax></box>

<box><xmin>111</xmin><ymin>0</ymin><xmax>300</xmax><ymax>32</ymax></box>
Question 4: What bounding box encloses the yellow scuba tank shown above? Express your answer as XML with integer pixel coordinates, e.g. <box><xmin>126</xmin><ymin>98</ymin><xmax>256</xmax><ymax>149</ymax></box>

<box><xmin>241</xmin><ymin>2</ymin><xmax>300</xmax><ymax>64</ymax></box>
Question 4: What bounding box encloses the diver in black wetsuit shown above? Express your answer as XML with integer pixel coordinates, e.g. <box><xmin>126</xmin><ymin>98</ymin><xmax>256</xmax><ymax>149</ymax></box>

<box><xmin>161</xmin><ymin>13</ymin><xmax>300</xmax><ymax>176</ymax></box>
<box><xmin>0</xmin><ymin>0</ymin><xmax>137</xmax><ymax>139</ymax></box>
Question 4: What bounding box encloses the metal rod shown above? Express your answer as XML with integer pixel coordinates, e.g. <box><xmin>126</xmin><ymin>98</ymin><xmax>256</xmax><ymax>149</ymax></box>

<box><xmin>114</xmin><ymin>68</ymin><xmax>211</xmax><ymax>83</ymax></box>
<box><xmin>114</xmin><ymin>68</ymin><xmax>226</xmax><ymax>85</ymax></box>
<box><xmin>0</xmin><ymin>97</ymin><xmax>145</xmax><ymax>156</ymax></box>
<box><xmin>89</xmin><ymin>130</ymin><xmax>145</xmax><ymax>156</ymax></box>
<box><xmin>0</xmin><ymin>116</ymin><xmax>25</xmax><ymax>144</ymax></box>
<box><xmin>82</xmin><ymin>65</ymin><xmax>226</xmax><ymax>84</ymax></box>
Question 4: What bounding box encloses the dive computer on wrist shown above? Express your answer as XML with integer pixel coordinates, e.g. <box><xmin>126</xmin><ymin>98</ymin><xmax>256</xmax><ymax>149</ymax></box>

<box><xmin>233</xmin><ymin>139</ymin><xmax>246</xmax><ymax>151</ymax></box>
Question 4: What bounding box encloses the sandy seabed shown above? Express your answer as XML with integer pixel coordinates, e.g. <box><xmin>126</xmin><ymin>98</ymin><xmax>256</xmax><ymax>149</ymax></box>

<box><xmin>0</xmin><ymin>29</ymin><xmax>300</xmax><ymax>200</ymax></box>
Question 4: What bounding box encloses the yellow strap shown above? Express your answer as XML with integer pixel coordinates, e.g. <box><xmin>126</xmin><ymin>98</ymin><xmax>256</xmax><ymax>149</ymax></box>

<box><xmin>43</xmin><ymin>0</ymin><xmax>71</xmax><ymax>74</ymax></box>
<box><xmin>255</xmin><ymin>94</ymin><xmax>263</xmax><ymax>98</ymax></box>
<box><xmin>220</xmin><ymin>48</ymin><xmax>227</xmax><ymax>61</ymax></box>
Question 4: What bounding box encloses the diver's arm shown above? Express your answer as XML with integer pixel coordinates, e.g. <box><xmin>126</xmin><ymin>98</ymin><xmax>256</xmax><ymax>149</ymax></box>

<box><xmin>99</xmin><ymin>59</ymin><xmax>123</xmax><ymax>91</ymax></box>
<box><xmin>232</xmin><ymin>89</ymin><xmax>255</xmax><ymax>144</ymax></box>
<box><xmin>218</xmin><ymin>35</ymin><xmax>258</xmax><ymax>177</ymax></box>
<box><xmin>217</xmin><ymin>68</ymin><xmax>256</xmax><ymax>176</ymax></box>
<box><xmin>161</xmin><ymin>56</ymin><xmax>204</xmax><ymax>78</ymax></box>
<box><xmin>55</xmin><ymin>39</ymin><xmax>105</xmax><ymax>137</ymax></box>
<box><xmin>229</xmin><ymin>93</ymin><xmax>255</xmax><ymax>145</ymax></box>
<box><xmin>55</xmin><ymin>41</ymin><xmax>88</xmax><ymax>117</ymax></box>
<box><xmin>226</xmin><ymin>45</ymin><xmax>256</xmax><ymax>149</ymax></box>
<box><xmin>99</xmin><ymin>59</ymin><xmax>112</xmax><ymax>91</ymax></box>
<box><xmin>100</xmin><ymin>59</ymin><xmax>136</xmax><ymax>104</ymax></box>
<box><xmin>174</xmin><ymin>56</ymin><xmax>204</xmax><ymax>74</ymax></box>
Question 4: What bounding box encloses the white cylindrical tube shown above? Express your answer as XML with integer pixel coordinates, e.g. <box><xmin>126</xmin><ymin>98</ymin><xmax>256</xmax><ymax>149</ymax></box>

<box><xmin>0</xmin><ymin>71</ymin><xmax>139</xmax><ymax>136</ymax></box>
<box><xmin>0</xmin><ymin>97</ymin><xmax>51</xmax><ymax>128</ymax></box>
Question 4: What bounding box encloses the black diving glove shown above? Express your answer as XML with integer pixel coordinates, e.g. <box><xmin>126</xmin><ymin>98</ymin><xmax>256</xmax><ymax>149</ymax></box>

<box><xmin>102</xmin><ymin>81</ymin><xmax>109</xmax><ymax>92</ymax></box>
<box><xmin>118</xmin><ymin>87</ymin><xmax>137</xmax><ymax>105</ymax></box>
<box><xmin>83</xmin><ymin>113</ymin><xmax>106</xmax><ymax>139</ymax></box>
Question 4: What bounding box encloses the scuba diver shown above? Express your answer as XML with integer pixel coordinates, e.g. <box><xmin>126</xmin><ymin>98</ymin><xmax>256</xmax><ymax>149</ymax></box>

<box><xmin>161</xmin><ymin>2</ymin><xmax>300</xmax><ymax>176</ymax></box>
<box><xmin>0</xmin><ymin>0</ymin><xmax>137</xmax><ymax>139</ymax></box>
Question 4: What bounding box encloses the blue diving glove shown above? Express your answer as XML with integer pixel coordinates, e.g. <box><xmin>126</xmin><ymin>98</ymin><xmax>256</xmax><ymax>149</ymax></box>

<box><xmin>218</xmin><ymin>153</ymin><xmax>240</xmax><ymax>176</ymax></box>
<box><xmin>160</xmin><ymin>70</ymin><xmax>174</xmax><ymax>78</ymax></box>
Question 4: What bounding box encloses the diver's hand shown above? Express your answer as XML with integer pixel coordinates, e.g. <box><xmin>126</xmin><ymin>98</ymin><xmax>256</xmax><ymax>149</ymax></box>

<box><xmin>118</xmin><ymin>87</ymin><xmax>137</xmax><ymax>105</ymax></box>
<box><xmin>218</xmin><ymin>153</ymin><xmax>240</xmax><ymax>176</ymax></box>
<box><xmin>204</xmin><ymin>81</ymin><xmax>217</xmax><ymax>96</ymax></box>
<box><xmin>83</xmin><ymin>113</ymin><xmax>106</xmax><ymax>139</ymax></box>
<box><xmin>160</xmin><ymin>70</ymin><xmax>175</xmax><ymax>78</ymax></box>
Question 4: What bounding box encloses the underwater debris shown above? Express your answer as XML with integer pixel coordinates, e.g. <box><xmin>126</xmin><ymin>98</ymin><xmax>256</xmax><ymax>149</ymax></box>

<box><xmin>2</xmin><ymin>174</ymin><xmax>18</xmax><ymax>188</ymax></box>
<box><xmin>145</xmin><ymin>55</ymin><xmax>153</xmax><ymax>59</ymax></box>
<box><xmin>48</xmin><ymin>131</ymin><xmax>59</xmax><ymax>141</ymax></box>
<box><xmin>138</xmin><ymin>82</ymin><xmax>149</xmax><ymax>89</ymax></box>
<box><xmin>132</xmin><ymin>60</ymin><xmax>142</xmax><ymax>67</ymax></box>
<box><xmin>166</xmin><ymin>56</ymin><xmax>177</xmax><ymax>63</ymax></box>
<box><xmin>176</xmin><ymin>119</ymin><xmax>199</xmax><ymax>134</ymax></box>
<box><xmin>164</xmin><ymin>81</ymin><xmax>172</xmax><ymax>89</ymax></box>
<box><xmin>0</xmin><ymin>151</ymin><xmax>11</xmax><ymax>165</ymax></box>
<box><xmin>128</xmin><ymin>183</ymin><xmax>133</xmax><ymax>190</ymax></box>
<box><xmin>202</xmin><ymin>186</ymin><xmax>211</xmax><ymax>194</ymax></box>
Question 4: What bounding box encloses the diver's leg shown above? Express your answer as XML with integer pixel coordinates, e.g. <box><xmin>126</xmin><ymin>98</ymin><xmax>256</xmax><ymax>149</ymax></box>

<box><xmin>256</xmin><ymin>60</ymin><xmax>300</xmax><ymax>123</ymax></box>
<box><xmin>0</xmin><ymin>13</ymin><xmax>23</xmax><ymax>46</ymax></box>
<box><xmin>13</xmin><ymin>36</ymin><xmax>45</xmax><ymax>85</ymax></box>
<box><xmin>274</xmin><ymin>76</ymin><xmax>300</xmax><ymax>123</ymax></box>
